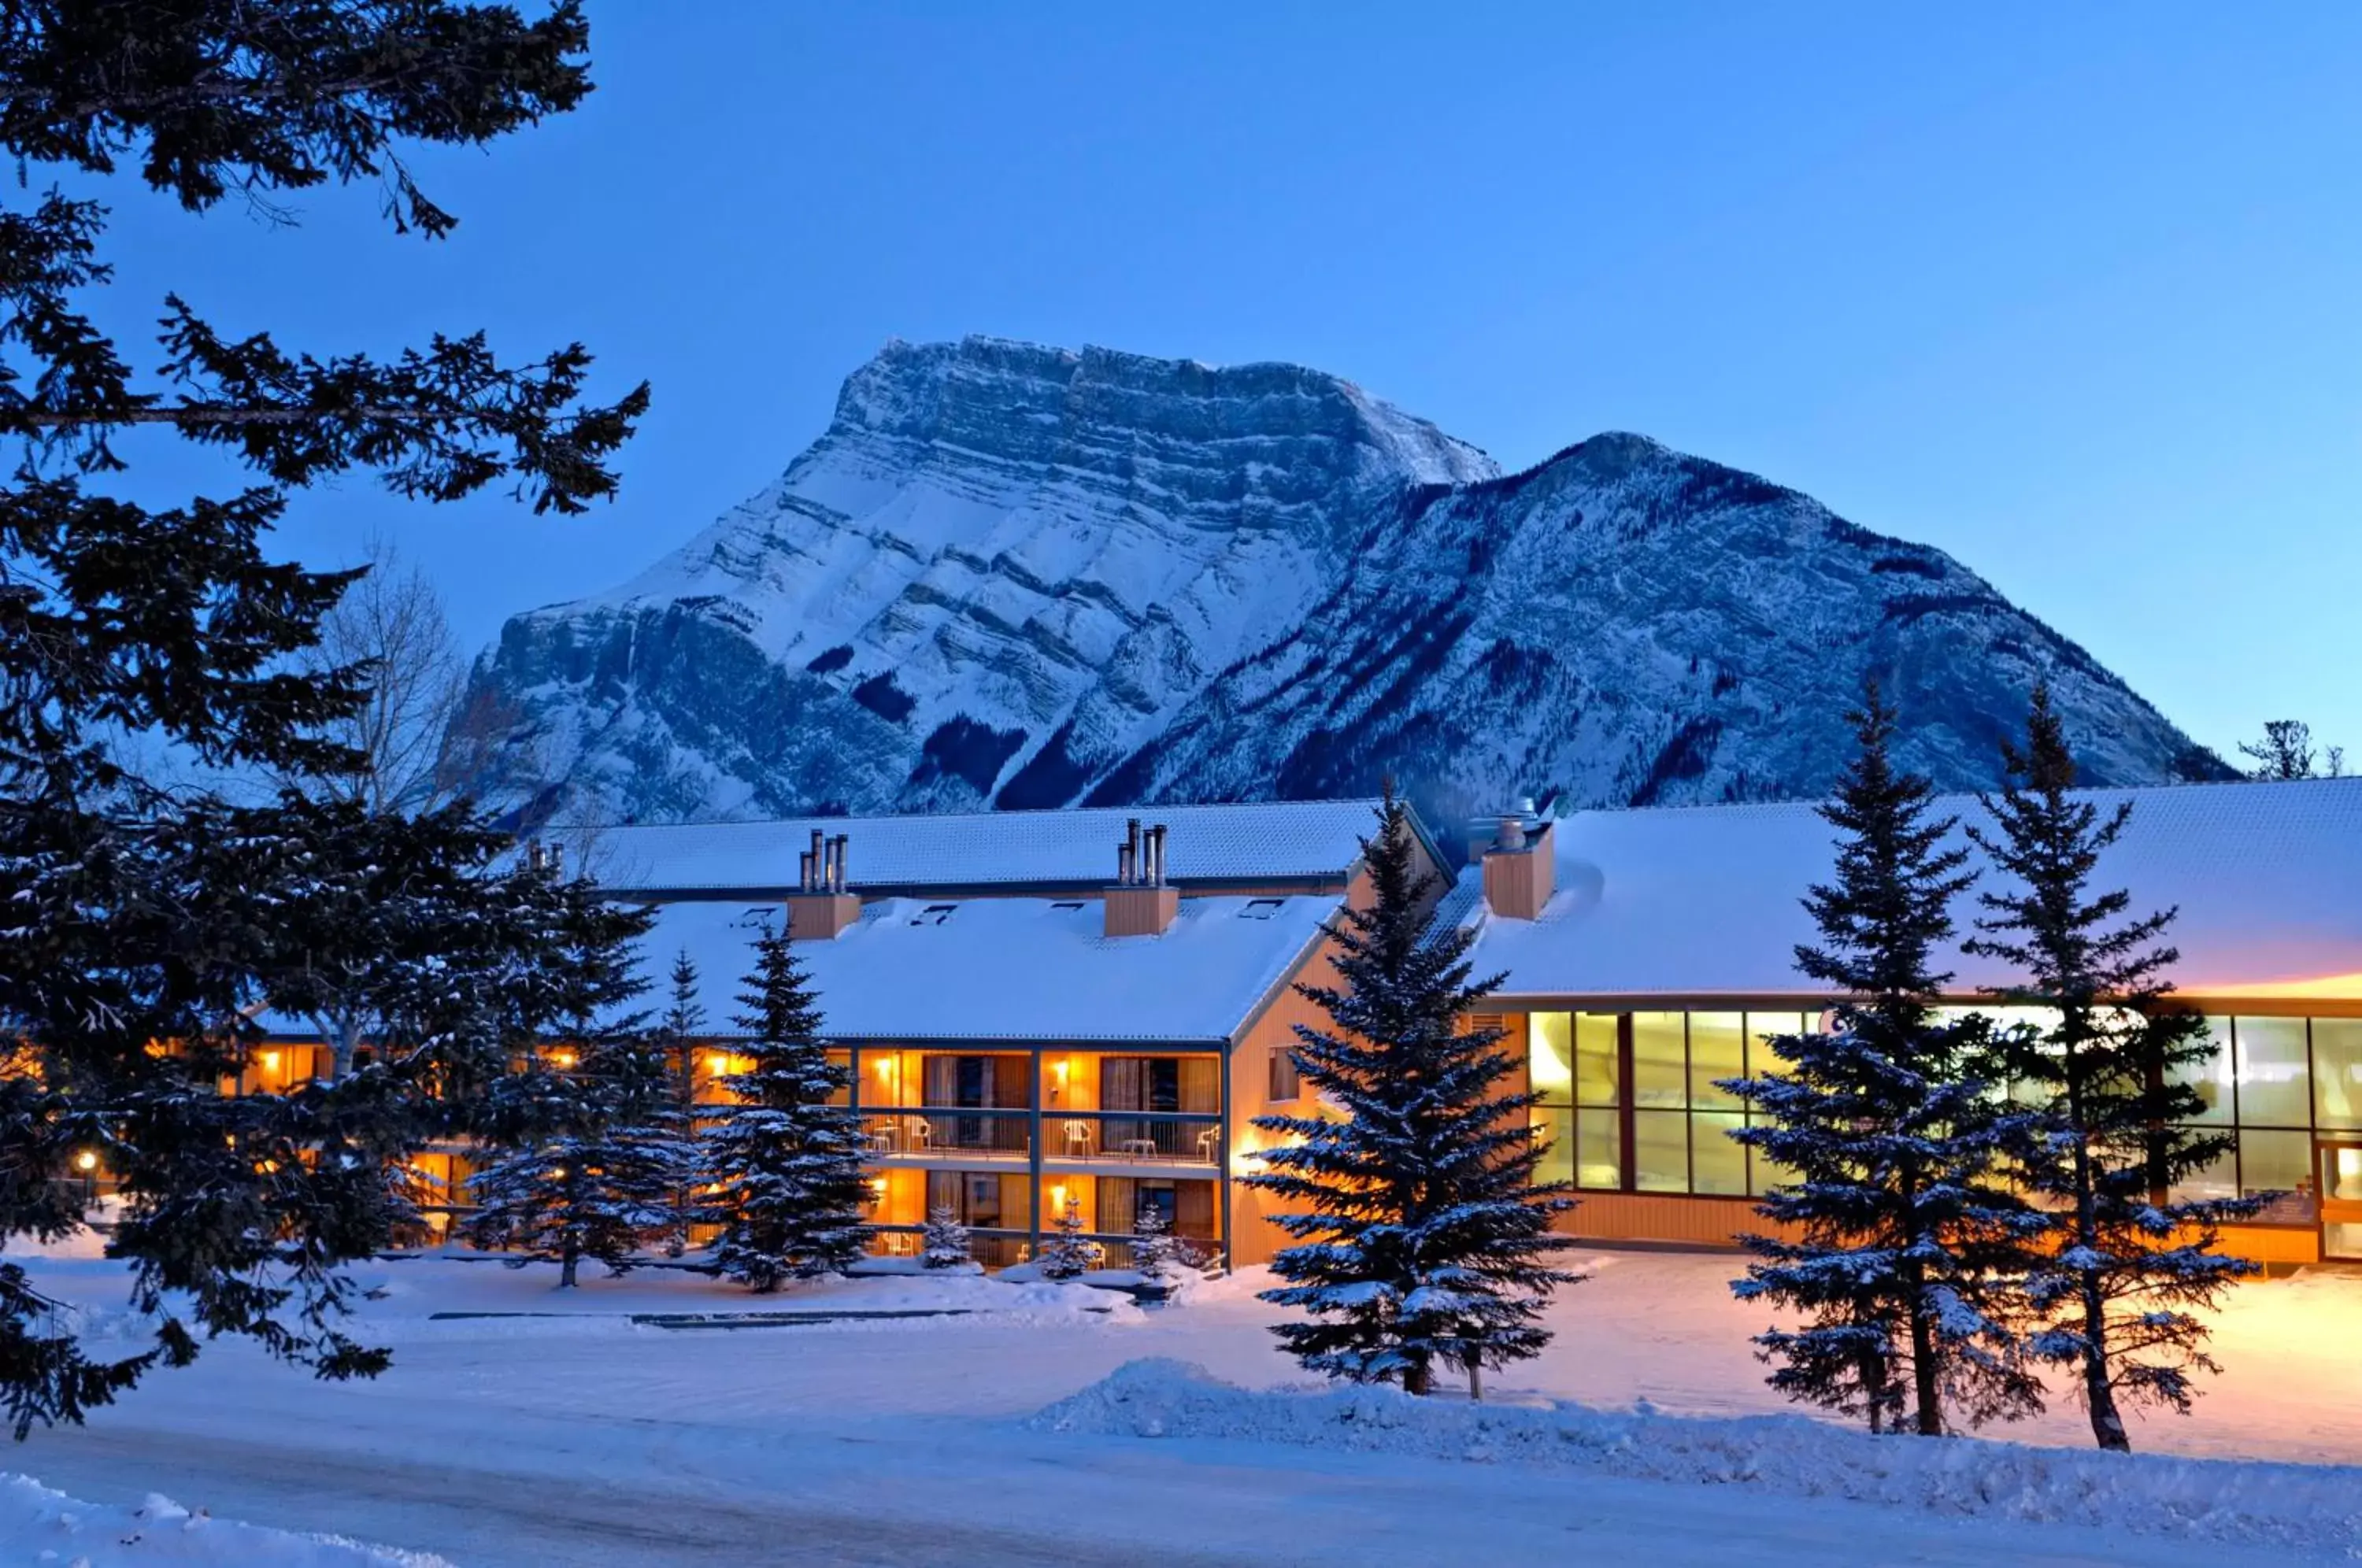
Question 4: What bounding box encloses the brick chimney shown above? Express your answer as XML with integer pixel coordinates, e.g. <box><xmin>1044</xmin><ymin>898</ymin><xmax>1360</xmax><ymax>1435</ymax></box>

<box><xmin>1480</xmin><ymin>810</ymin><xmax>1555</xmax><ymax>921</ymax></box>
<box><xmin>784</xmin><ymin>827</ymin><xmax>861</xmax><ymax>940</ymax></box>
<box><xmin>1105</xmin><ymin>819</ymin><xmax>1179</xmax><ymax>937</ymax></box>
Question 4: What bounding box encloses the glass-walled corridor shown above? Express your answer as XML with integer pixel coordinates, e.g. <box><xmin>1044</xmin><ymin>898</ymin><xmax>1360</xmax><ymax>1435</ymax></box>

<box><xmin>1527</xmin><ymin>1008</ymin><xmax>2362</xmax><ymax>1257</ymax></box>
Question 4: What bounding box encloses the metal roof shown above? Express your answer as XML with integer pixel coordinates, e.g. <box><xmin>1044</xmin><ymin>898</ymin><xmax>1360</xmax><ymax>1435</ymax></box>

<box><xmin>641</xmin><ymin>891</ymin><xmax>1340</xmax><ymax>1044</ymax></box>
<box><xmin>1465</xmin><ymin>777</ymin><xmax>2362</xmax><ymax>1003</ymax></box>
<box><xmin>568</xmin><ymin>798</ymin><xmax>1408</xmax><ymax>896</ymax></box>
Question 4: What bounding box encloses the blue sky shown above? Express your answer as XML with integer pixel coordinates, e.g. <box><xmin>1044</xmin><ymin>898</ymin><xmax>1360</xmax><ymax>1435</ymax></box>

<box><xmin>95</xmin><ymin>3</ymin><xmax>2360</xmax><ymax>763</ymax></box>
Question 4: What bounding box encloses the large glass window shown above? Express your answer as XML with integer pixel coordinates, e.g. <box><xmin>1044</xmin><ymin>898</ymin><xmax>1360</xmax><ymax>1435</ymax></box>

<box><xmin>1691</xmin><ymin>1111</ymin><xmax>1747</xmax><ymax>1195</ymax></box>
<box><xmin>1531</xmin><ymin>1014</ymin><xmax>1574</xmax><ymax>1097</ymax></box>
<box><xmin>1575</xmin><ymin>1109</ymin><xmax>1622</xmax><ymax>1190</ymax></box>
<box><xmin>2234</xmin><ymin>1017</ymin><xmax>2311</xmax><ymax>1128</ymax></box>
<box><xmin>1632</xmin><ymin>1013</ymin><xmax>1686</xmax><ymax>1108</ymax></box>
<box><xmin>2170</xmin><ymin>1139</ymin><xmax>2239</xmax><ymax>1204</ymax></box>
<box><xmin>1688</xmin><ymin>1014</ymin><xmax>1746</xmax><ymax>1111</ymax></box>
<box><xmin>1523</xmin><ymin>1007</ymin><xmax>2362</xmax><ymax>1220</ymax></box>
<box><xmin>2168</xmin><ymin>1016</ymin><xmax>2235</xmax><ymax>1126</ymax></box>
<box><xmin>1575</xmin><ymin>1014</ymin><xmax>1620</xmax><ymax>1106</ymax></box>
<box><xmin>1633</xmin><ymin>1109</ymin><xmax>1687</xmax><ymax>1192</ymax></box>
<box><xmin>2241</xmin><ymin>1129</ymin><xmax>2312</xmax><ymax>1200</ymax></box>
<box><xmin>2312</xmin><ymin>1019</ymin><xmax>2362</xmax><ymax>1131</ymax></box>
<box><xmin>1531</xmin><ymin>1106</ymin><xmax>1574</xmax><ymax>1187</ymax></box>
<box><xmin>1747</xmin><ymin>1013</ymin><xmax>1813</xmax><ymax>1078</ymax></box>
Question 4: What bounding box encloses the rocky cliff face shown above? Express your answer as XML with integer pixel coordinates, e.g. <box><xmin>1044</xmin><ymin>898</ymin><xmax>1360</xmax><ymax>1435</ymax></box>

<box><xmin>464</xmin><ymin>336</ymin><xmax>2225</xmax><ymax>835</ymax></box>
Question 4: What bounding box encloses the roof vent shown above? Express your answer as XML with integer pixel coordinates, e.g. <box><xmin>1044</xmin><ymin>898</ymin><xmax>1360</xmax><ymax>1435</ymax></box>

<box><xmin>1239</xmin><ymin>897</ymin><xmax>1285</xmax><ymax>921</ymax></box>
<box><xmin>1466</xmin><ymin>795</ymin><xmax>1547</xmax><ymax>864</ymax></box>
<box><xmin>1481</xmin><ymin>815</ymin><xmax>1555</xmax><ymax>922</ymax></box>
<box><xmin>1106</xmin><ymin>821</ymin><xmax>1179</xmax><ymax>936</ymax></box>
<box><xmin>784</xmin><ymin>829</ymin><xmax>860</xmax><ymax>940</ymax></box>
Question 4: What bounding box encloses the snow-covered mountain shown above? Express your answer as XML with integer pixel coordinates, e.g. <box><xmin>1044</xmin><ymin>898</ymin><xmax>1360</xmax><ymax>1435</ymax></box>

<box><xmin>462</xmin><ymin>335</ymin><xmax>2227</xmax><ymax>836</ymax></box>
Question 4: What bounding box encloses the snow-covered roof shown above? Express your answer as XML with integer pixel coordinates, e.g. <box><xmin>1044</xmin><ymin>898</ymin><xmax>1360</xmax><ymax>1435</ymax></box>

<box><xmin>1466</xmin><ymin>777</ymin><xmax>2362</xmax><ymax>1003</ymax></box>
<box><xmin>640</xmin><ymin>892</ymin><xmax>1338</xmax><ymax>1044</ymax></box>
<box><xmin>574</xmin><ymin>799</ymin><xmax>1397</xmax><ymax>896</ymax></box>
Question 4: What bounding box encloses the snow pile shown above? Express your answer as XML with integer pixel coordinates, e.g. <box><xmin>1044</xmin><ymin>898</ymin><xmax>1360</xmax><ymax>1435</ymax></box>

<box><xmin>0</xmin><ymin>1474</ymin><xmax>452</xmax><ymax>1566</ymax></box>
<box><xmin>1034</xmin><ymin>1360</ymin><xmax>2362</xmax><ymax>1555</ymax></box>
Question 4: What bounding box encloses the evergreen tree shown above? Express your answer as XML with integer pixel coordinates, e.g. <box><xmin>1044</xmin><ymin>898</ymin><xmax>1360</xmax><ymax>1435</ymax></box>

<box><xmin>2237</xmin><ymin>719</ymin><xmax>2343</xmax><ymax>781</ymax></box>
<box><xmin>1245</xmin><ymin>788</ymin><xmax>1579</xmax><ymax>1400</ymax></box>
<box><xmin>661</xmin><ymin>950</ymin><xmax>707</xmax><ymax>1107</ymax></box>
<box><xmin>704</xmin><ymin>926</ymin><xmax>868</xmax><ymax>1291</ymax></box>
<box><xmin>1128</xmin><ymin>1208</ymin><xmax>1185</xmax><ymax>1289</ymax></box>
<box><xmin>655</xmin><ymin>949</ymin><xmax>706</xmax><ymax>1248</ymax></box>
<box><xmin>464</xmin><ymin>912</ymin><xmax>687</xmax><ymax>1288</ymax></box>
<box><xmin>1964</xmin><ymin>685</ymin><xmax>2264</xmax><ymax>1452</ymax></box>
<box><xmin>0</xmin><ymin>3</ymin><xmax>640</xmax><ymax>1431</ymax></box>
<box><xmin>921</xmin><ymin>1207</ymin><xmax>975</xmax><ymax>1271</ymax></box>
<box><xmin>1035</xmin><ymin>1195</ymin><xmax>1101</xmax><ymax>1281</ymax></box>
<box><xmin>1726</xmin><ymin>682</ymin><xmax>2045</xmax><ymax>1437</ymax></box>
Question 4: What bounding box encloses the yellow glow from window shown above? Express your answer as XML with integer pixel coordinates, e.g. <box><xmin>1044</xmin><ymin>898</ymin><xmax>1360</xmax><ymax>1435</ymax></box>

<box><xmin>549</xmin><ymin>1048</ymin><xmax>579</xmax><ymax>1070</ymax></box>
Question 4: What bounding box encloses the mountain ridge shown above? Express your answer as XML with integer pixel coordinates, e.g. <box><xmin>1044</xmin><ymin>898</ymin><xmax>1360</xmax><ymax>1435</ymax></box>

<box><xmin>459</xmin><ymin>335</ymin><xmax>2227</xmax><ymax>838</ymax></box>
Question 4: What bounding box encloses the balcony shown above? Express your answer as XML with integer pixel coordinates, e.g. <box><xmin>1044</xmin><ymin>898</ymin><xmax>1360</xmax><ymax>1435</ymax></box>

<box><xmin>861</xmin><ymin>1108</ymin><xmax>1031</xmax><ymax>1163</ymax></box>
<box><xmin>1042</xmin><ymin>1111</ymin><xmax>1220</xmax><ymax>1169</ymax></box>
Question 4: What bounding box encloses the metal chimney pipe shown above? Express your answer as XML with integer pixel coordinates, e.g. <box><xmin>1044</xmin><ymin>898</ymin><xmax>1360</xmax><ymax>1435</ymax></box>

<box><xmin>1149</xmin><ymin>824</ymin><xmax>1167</xmax><ymax>886</ymax></box>
<box><xmin>549</xmin><ymin>843</ymin><xmax>565</xmax><ymax>880</ymax></box>
<box><xmin>1117</xmin><ymin>840</ymin><xmax>1134</xmax><ymax>886</ymax></box>
<box><xmin>798</xmin><ymin>849</ymin><xmax>813</xmax><ymax>893</ymax></box>
<box><xmin>831</xmin><ymin>834</ymin><xmax>850</xmax><ymax>893</ymax></box>
<box><xmin>1124</xmin><ymin>819</ymin><xmax>1141</xmax><ymax>885</ymax></box>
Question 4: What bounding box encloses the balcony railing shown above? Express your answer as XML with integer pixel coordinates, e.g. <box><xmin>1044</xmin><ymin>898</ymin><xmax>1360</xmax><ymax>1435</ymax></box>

<box><xmin>861</xmin><ymin>1108</ymin><xmax>1031</xmax><ymax>1159</ymax></box>
<box><xmin>1043</xmin><ymin>1111</ymin><xmax>1220</xmax><ymax>1166</ymax></box>
<box><xmin>854</xmin><ymin>1108</ymin><xmax>1223</xmax><ymax>1167</ymax></box>
<box><xmin>868</xmin><ymin>1225</ymin><xmax>1035</xmax><ymax>1270</ymax></box>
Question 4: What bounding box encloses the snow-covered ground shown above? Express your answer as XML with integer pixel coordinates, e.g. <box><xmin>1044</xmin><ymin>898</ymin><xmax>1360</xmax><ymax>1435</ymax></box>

<box><xmin>7</xmin><ymin>1240</ymin><xmax>2361</xmax><ymax>1566</ymax></box>
<box><xmin>0</xmin><ymin>1473</ymin><xmax>454</xmax><ymax>1566</ymax></box>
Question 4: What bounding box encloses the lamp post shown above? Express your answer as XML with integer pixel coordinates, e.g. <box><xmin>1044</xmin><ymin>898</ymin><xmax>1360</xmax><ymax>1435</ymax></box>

<box><xmin>72</xmin><ymin>1148</ymin><xmax>98</xmax><ymax>1210</ymax></box>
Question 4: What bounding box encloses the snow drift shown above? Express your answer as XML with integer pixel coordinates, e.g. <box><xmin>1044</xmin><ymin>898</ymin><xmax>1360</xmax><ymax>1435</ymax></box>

<box><xmin>1032</xmin><ymin>1359</ymin><xmax>2362</xmax><ymax>1555</ymax></box>
<box><xmin>0</xmin><ymin>1474</ymin><xmax>452</xmax><ymax>1566</ymax></box>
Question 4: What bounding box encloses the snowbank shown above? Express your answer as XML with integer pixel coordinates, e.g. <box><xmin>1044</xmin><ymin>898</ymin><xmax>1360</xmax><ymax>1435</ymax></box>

<box><xmin>0</xmin><ymin>1474</ymin><xmax>451</xmax><ymax>1566</ymax></box>
<box><xmin>1034</xmin><ymin>1360</ymin><xmax>2362</xmax><ymax>1555</ymax></box>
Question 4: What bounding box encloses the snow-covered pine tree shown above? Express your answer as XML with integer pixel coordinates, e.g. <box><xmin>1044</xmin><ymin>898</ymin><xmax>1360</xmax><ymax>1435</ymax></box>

<box><xmin>1245</xmin><ymin>787</ymin><xmax>1579</xmax><ymax>1400</ymax></box>
<box><xmin>1725</xmin><ymin>681</ymin><xmax>2046</xmax><ymax>1437</ymax></box>
<box><xmin>704</xmin><ymin>925</ymin><xmax>868</xmax><ymax>1291</ymax></box>
<box><xmin>921</xmin><ymin>1207</ymin><xmax>975</xmax><ymax>1270</ymax></box>
<box><xmin>1964</xmin><ymin>684</ymin><xmax>2264</xmax><ymax>1452</ymax></box>
<box><xmin>654</xmin><ymin>949</ymin><xmax>707</xmax><ymax>1249</ymax></box>
<box><xmin>661</xmin><ymin>950</ymin><xmax>706</xmax><ymax>1108</ymax></box>
<box><xmin>465</xmin><ymin>905</ymin><xmax>691</xmax><ymax>1288</ymax></box>
<box><xmin>1128</xmin><ymin>1208</ymin><xmax>1184</xmax><ymax>1290</ymax></box>
<box><xmin>1035</xmin><ymin>1195</ymin><xmax>1101</xmax><ymax>1281</ymax></box>
<box><xmin>0</xmin><ymin>4</ymin><xmax>642</xmax><ymax>1431</ymax></box>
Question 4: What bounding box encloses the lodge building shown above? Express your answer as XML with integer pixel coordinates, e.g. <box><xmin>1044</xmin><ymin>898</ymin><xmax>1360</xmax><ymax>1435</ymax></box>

<box><xmin>257</xmin><ymin>778</ymin><xmax>2362</xmax><ymax>1272</ymax></box>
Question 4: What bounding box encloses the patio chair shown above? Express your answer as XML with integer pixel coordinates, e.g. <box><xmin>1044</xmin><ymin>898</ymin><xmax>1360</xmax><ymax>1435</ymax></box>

<box><xmin>908</xmin><ymin>1117</ymin><xmax>933</xmax><ymax>1152</ymax></box>
<box><xmin>1194</xmin><ymin>1126</ymin><xmax>1220</xmax><ymax>1163</ymax></box>
<box><xmin>1062</xmin><ymin>1119</ymin><xmax>1095</xmax><ymax>1158</ymax></box>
